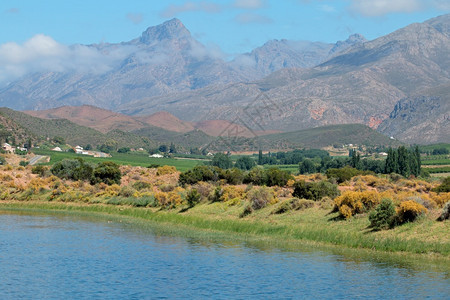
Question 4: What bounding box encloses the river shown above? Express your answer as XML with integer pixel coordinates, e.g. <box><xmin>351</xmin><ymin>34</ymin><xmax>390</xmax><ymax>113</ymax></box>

<box><xmin>0</xmin><ymin>211</ymin><xmax>448</xmax><ymax>299</ymax></box>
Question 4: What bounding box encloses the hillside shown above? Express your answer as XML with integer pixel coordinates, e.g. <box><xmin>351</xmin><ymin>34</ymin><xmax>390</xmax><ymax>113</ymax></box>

<box><xmin>378</xmin><ymin>84</ymin><xmax>450</xmax><ymax>144</ymax></box>
<box><xmin>1</xmin><ymin>15</ymin><xmax>449</xmax><ymax>143</ymax></box>
<box><xmin>259</xmin><ymin>124</ymin><xmax>402</xmax><ymax>149</ymax></box>
<box><xmin>118</xmin><ymin>14</ymin><xmax>450</xmax><ymax>142</ymax></box>
<box><xmin>0</xmin><ymin>108</ymin><xmax>154</xmax><ymax>149</ymax></box>
<box><xmin>24</xmin><ymin>105</ymin><xmax>149</xmax><ymax>133</ymax></box>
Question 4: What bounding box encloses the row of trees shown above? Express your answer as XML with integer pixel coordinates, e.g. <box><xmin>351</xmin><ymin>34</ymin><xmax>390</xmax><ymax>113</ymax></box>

<box><xmin>385</xmin><ymin>146</ymin><xmax>421</xmax><ymax>177</ymax></box>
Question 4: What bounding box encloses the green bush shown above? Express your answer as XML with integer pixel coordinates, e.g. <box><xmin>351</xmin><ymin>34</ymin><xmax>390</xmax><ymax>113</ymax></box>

<box><xmin>51</xmin><ymin>158</ymin><xmax>94</xmax><ymax>181</ymax></box>
<box><xmin>235</xmin><ymin>156</ymin><xmax>256</xmax><ymax>170</ymax></box>
<box><xmin>222</xmin><ymin>168</ymin><xmax>244</xmax><ymax>185</ymax></box>
<box><xmin>292</xmin><ymin>180</ymin><xmax>340</xmax><ymax>201</ymax></box>
<box><xmin>243</xmin><ymin>168</ymin><xmax>266</xmax><ymax>185</ymax></box>
<box><xmin>265</xmin><ymin>168</ymin><xmax>292</xmax><ymax>187</ymax></box>
<box><xmin>19</xmin><ymin>160</ymin><xmax>29</xmax><ymax>167</ymax></box>
<box><xmin>433</xmin><ymin>176</ymin><xmax>450</xmax><ymax>193</ymax></box>
<box><xmin>132</xmin><ymin>181</ymin><xmax>152</xmax><ymax>191</ymax></box>
<box><xmin>31</xmin><ymin>165</ymin><xmax>48</xmax><ymax>177</ymax></box>
<box><xmin>92</xmin><ymin>161</ymin><xmax>121</xmax><ymax>185</ymax></box>
<box><xmin>369</xmin><ymin>198</ymin><xmax>396</xmax><ymax>230</ymax></box>
<box><xmin>179</xmin><ymin>165</ymin><xmax>220</xmax><ymax>185</ymax></box>
<box><xmin>210</xmin><ymin>186</ymin><xmax>224</xmax><ymax>202</ymax></box>
<box><xmin>186</xmin><ymin>189</ymin><xmax>201</xmax><ymax>207</ymax></box>
<box><xmin>326</xmin><ymin>167</ymin><xmax>368</xmax><ymax>184</ymax></box>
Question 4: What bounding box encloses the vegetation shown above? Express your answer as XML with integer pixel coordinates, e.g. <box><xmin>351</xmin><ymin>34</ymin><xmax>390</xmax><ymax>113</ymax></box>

<box><xmin>369</xmin><ymin>198</ymin><xmax>396</xmax><ymax>230</ymax></box>
<box><xmin>292</xmin><ymin>180</ymin><xmax>339</xmax><ymax>201</ymax></box>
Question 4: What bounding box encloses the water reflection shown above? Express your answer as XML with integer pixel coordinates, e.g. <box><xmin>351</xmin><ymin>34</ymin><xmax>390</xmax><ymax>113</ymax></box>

<box><xmin>0</xmin><ymin>210</ymin><xmax>449</xmax><ymax>299</ymax></box>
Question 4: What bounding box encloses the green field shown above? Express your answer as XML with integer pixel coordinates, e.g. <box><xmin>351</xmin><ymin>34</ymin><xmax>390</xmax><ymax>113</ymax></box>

<box><xmin>32</xmin><ymin>149</ymin><xmax>205</xmax><ymax>171</ymax></box>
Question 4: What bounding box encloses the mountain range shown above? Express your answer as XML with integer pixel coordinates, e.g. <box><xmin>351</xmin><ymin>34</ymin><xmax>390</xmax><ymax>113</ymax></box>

<box><xmin>1</xmin><ymin>14</ymin><xmax>449</xmax><ymax>144</ymax></box>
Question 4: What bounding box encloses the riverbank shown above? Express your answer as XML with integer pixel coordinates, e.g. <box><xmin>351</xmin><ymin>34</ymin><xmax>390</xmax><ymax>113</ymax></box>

<box><xmin>1</xmin><ymin>200</ymin><xmax>449</xmax><ymax>258</ymax></box>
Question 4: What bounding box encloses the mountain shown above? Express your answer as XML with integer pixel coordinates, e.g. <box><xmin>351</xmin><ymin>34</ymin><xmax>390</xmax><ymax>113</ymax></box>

<box><xmin>136</xmin><ymin>111</ymin><xmax>195</xmax><ymax>133</ymax></box>
<box><xmin>377</xmin><ymin>84</ymin><xmax>450</xmax><ymax>144</ymax></box>
<box><xmin>24</xmin><ymin>105</ymin><xmax>149</xmax><ymax>133</ymax></box>
<box><xmin>120</xmin><ymin>14</ymin><xmax>450</xmax><ymax>142</ymax></box>
<box><xmin>1</xmin><ymin>15</ymin><xmax>449</xmax><ymax>144</ymax></box>
<box><xmin>0</xmin><ymin>18</ymin><xmax>247</xmax><ymax>111</ymax></box>
<box><xmin>0</xmin><ymin>107</ymin><xmax>154</xmax><ymax>149</ymax></box>
<box><xmin>231</xmin><ymin>34</ymin><xmax>367</xmax><ymax>78</ymax></box>
<box><xmin>0</xmin><ymin>18</ymin><xmax>367</xmax><ymax>112</ymax></box>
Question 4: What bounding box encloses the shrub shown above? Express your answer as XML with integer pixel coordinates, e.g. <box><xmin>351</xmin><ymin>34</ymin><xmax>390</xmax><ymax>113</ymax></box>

<box><xmin>243</xmin><ymin>168</ymin><xmax>266</xmax><ymax>185</ymax></box>
<box><xmin>211</xmin><ymin>153</ymin><xmax>232</xmax><ymax>169</ymax></box>
<box><xmin>179</xmin><ymin>165</ymin><xmax>219</xmax><ymax>185</ymax></box>
<box><xmin>326</xmin><ymin>167</ymin><xmax>366</xmax><ymax>184</ymax></box>
<box><xmin>159</xmin><ymin>184</ymin><xmax>175</xmax><ymax>192</ymax></box>
<box><xmin>19</xmin><ymin>160</ymin><xmax>29</xmax><ymax>167</ymax></box>
<box><xmin>396</xmin><ymin>200</ymin><xmax>427</xmax><ymax>223</ymax></box>
<box><xmin>222</xmin><ymin>186</ymin><xmax>245</xmax><ymax>202</ymax></box>
<box><xmin>118</xmin><ymin>186</ymin><xmax>137</xmax><ymax>197</ymax></box>
<box><xmin>51</xmin><ymin>158</ymin><xmax>94</xmax><ymax>182</ymax></box>
<box><xmin>192</xmin><ymin>182</ymin><xmax>214</xmax><ymax>200</ymax></box>
<box><xmin>292</xmin><ymin>180</ymin><xmax>340</xmax><ymax>201</ymax></box>
<box><xmin>247</xmin><ymin>186</ymin><xmax>275</xmax><ymax>210</ymax></box>
<box><xmin>334</xmin><ymin>191</ymin><xmax>381</xmax><ymax>219</ymax></box>
<box><xmin>222</xmin><ymin>168</ymin><xmax>244</xmax><ymax>185</ymax></box>
<box><xmin>437</xmin><ymin>201</ymin><xmax>450</xmax><ymax>221</ymax></box>
<box><xmin>264</xmin><ymin>168</ymin><xmax>292</xmax><ymax>187</ymax></box>
<box><xmin>235</xmin><ymin>156</ymin><xmax>256</xmax><ymax>170</ymax></box>
<box><xmin>31</xmin><ymin>165</ymin><xmax>48</xmax><ymax>177</ymax></box>
<box><xmin>210</xmin><ymin>186</ymin><xmax>224</xmax><ymax>202</ymax></box>
<box><xmin>186</xmin><ymin>189</ymin><xmax>201</xmax><ymax>207</ymax></box>
<box><xmin>369</xmin><ymin>198</ymin><xmax>396</xmax><ymax>230</ymax></box>
<box><xmin>432</xmin><ymin>176</ymin><xmax>450</xmax><ymax>193</ymax></box>
<box><xmin>92</xmin><ymin>161</ymin><xmax>121</xmax><ymax>185</ymax></box>
<box><xmin>156</xmin><ymin>165</ymin><xmax>177</xmax><ymax>176</ymax></box>
<box><xmin>239</xmin><ymin>204</ymin><xmax>253</xmax><ymax>218</ymax></box>
<box><xmin>132</xmin><ymin>181</ymin><xmax>152</xmax><ymax>191</ymax></box>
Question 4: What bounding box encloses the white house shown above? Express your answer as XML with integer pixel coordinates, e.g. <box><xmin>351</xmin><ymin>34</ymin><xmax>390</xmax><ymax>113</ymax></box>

<box><xmin>2</xmin><ymin>143</ymin><xmax>15</xmax><ymax>153</ymax></box>
<box><xmin>51</xmin><ymin>147</ymin><xmax>62</xmax><ymax>152</ymax></box>
<box><xmin>150</xmin><ymin>154</ymin><xmax>164</xmax><ymax>158</ymax></box>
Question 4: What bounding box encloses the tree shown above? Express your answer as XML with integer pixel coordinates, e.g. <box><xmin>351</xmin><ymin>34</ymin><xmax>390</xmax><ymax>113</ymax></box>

<box><xmin>159</xmin><ymin>144</ymin><xmax>168</xmax><ymax>153</ymax></box>
<box><xmin>85</xmin><ymin>144</ymin><xmax>92</xmax><ymax>150</ymax></box>
<box><xmin>53</xmin><ymin>136</ymin><xmax>65</xmax><ymax>145</ymax></box>
<box><xmin>117</xmin><ymin>147</ymin><xmax>130</xmax><ymax>153</ymax></box>
<box><xmin>299</xmin><ymin>159</ymin><xmax>316</xmax><ymax>174</ymax></box>
<box><xmin>258</xmin><ymin>149</ymin><xmax>263</xmax><ymax>165</ymax></box>
<box><xmin>235</xmin><ymin>156</ymin><xmax>256</xmax><ymax>170</ymax></box>
<box><xmin>350</xmin><ymin>149</ymin><xmax>361</xmax><ymax>170</ymax></box>
<box><xmin>92</xmin><ymin>161</ymin><xmax>121</xmax><ymax>185</ymax></box>
<box><xmin>169</xmin><ymin>143</ymin><xmax>177</xmax><ymax>154</ymax></box>
<box><xmin>397</xmin><ymin>146</ymin><xmax>410</xmax><ymax>177</ymax></box>
<box><xmin>211</xmin><ymin>153</ymin><xmax>232</xmax><ymax>169</ymax></box>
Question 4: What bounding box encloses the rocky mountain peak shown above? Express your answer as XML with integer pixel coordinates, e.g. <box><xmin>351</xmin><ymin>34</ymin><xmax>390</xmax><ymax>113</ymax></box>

<box><xmin>140</xmin><ymin>18</ymin><xmax>191</xmax><ymax>44</ymax></box>
<box><xmin>328</xmin><ymin>33</ymin><xmax>367</xmax><ymax>56</ymax></box>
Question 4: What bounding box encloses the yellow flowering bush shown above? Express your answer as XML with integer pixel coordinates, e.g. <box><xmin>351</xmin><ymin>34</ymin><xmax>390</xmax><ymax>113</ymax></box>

<box><xmin>396</xmin><ymin>200</ymin><xmax>427</xmax><ymax>223</ymax></box>
<box><xmin>156</xmin><ymin>165</ymin><xmax>177</xmax><ymax>176</ymax></box>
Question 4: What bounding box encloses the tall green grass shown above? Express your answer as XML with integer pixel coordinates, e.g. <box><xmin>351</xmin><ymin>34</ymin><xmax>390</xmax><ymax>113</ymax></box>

<box><xmin>1</xmin><ymin>202</ymin><xmax>448</xmax><ymax>256</ymax></box>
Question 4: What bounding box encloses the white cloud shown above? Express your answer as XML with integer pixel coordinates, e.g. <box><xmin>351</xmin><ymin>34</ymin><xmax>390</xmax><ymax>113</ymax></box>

<box><xmin>126</xmin><ymin>13</ymin><xmax>143</xmax><ymax>24</ymax></box>
<box><xmin>0</xmin><ymin>34</ymin><xmax>134</xmax><ymax>85</ymax></box>
<box><xmin>233</xmin><ymin>0</ymin><xmax>266</xmax><ymax>9</ymax></box>
<box><xmin>350</xmin><ymin>0</ymin><xmax>422</xmax><ymax>16</ymax></box>
<box><xmin>431</xmin><ymin>0</ymin><xmax>450</xmax><ymax>10</ymax></box>
<box><xmin>160</xmin><ymin>1</ymin><xmax>222</xmax><ymax>18</ymax></box>
<box><xmin>234</xmin><ymin>12</ymin><xmax>273</xmax><ymax>24</ymax></box>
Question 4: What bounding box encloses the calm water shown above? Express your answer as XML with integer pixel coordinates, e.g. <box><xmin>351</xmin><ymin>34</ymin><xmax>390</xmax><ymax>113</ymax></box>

<box><xmin>0</xmin><ymin>211</ymin><xmax>448</xmax><ymax>299</ymax></box>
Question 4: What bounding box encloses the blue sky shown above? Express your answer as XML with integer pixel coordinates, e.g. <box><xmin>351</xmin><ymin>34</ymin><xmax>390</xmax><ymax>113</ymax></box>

<box><xmin>1</xmin><ymin>0</ymin><xmax>448</xmax><ymax>53</ymax></box>
<box><xmin>0</xmin><ymin>0</ymin><xmax>448</xmax><ymax>85</ymax></box>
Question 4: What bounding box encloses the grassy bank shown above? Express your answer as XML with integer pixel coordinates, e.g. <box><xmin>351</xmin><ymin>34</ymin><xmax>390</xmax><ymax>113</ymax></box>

<box><xmin>1</xmin><ymin>200</ymin><xmax>448</xmax><ymax>258</ymax></box>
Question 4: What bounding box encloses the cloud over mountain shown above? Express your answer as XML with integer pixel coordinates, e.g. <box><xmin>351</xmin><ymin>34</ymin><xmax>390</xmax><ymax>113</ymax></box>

<box><xmin>0</xmin><ymin>34</ymin><xmax>135</xmax><ymax>86</ymax></box>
